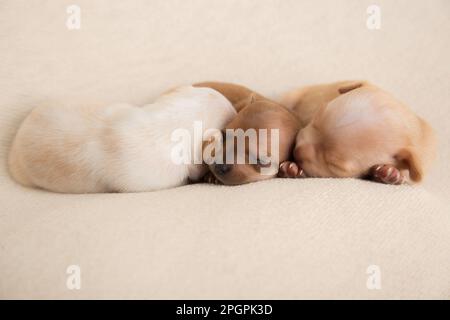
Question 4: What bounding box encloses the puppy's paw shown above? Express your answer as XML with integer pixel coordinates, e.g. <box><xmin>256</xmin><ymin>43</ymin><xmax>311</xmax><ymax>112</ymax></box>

<box><xmin>203</xmin><ymin>171</ymin><xmax>222</xmax><ymax>185</ymax></box>
<box><xmin>370</xmin><ymin>164</ymin><xmax>405</xmax><ymax>185</ymax></box>
<box><xmin>278</xmin><ymin>161</ymin><xmax>305</xmax><ymax>178</ymax></box>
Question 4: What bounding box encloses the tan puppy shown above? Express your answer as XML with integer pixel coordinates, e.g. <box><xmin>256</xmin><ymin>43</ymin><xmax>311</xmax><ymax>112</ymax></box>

<box><xmin>279</xmin><ymin>81</ymin><xmax>436</xmax><ymax>184</ymax></box>
<box><xmin>195</xmin><ymin>82</ymin><xmax>301</xmax><ymax>185</ymax></box>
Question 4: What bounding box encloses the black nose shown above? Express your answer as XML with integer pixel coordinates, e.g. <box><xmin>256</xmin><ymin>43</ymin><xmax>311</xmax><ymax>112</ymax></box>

<box><xmin>214</xmin><ymin>163</ymin><xmax>232</xmax><ymax>175</ymax></box>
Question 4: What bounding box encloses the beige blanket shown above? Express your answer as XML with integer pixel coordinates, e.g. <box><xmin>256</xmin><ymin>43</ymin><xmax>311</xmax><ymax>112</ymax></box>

<box><xmin>1</xmin><ymin>0</ymin><xmax>449</xmax><ymax>298</ymax></box>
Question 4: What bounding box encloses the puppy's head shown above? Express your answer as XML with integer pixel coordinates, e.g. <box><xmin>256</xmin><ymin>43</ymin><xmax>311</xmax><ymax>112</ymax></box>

<box><xmin>292</xmin><ymin>85</ymin><xmax>436</xmax><ymax>182</ymax></box>
<box><xmin>205</xmin><ymin>100</ymin><xmax>300</xmax><ymax>185</ymax></box>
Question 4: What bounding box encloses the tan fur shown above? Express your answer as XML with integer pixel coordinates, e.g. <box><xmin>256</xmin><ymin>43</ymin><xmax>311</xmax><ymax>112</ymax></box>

<box><xmin>195</xmin><ymin>82</ymin><xmax>301</xmax><ymax>185</ymax></box>
<box><xmin>194</xmin><ymin>81</ymin><xmax>267</xmax><ymax>112</ymax></box>
<box><xmin>284</xmin><ymin>81</ymin><xmax>436</xmax><ymax>183</ymax></box>
<box><xmin>281</xmin><ymin>81</ymin><xmax>367</xmax><ymax>127</ymax></box>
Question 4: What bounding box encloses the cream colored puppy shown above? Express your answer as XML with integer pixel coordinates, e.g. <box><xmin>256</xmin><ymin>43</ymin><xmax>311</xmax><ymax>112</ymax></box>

<box><xmin>9</xmin><ymin>86</ymin><xmax>236</xmax><ymax>193</ymax></box>
<box><xmin>279</xmin><ymin>82</ymin><xmax>436</xmax><ymax>184</ymax></box>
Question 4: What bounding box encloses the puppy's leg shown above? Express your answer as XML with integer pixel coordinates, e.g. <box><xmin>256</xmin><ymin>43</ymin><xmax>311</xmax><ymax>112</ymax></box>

<box><xmin>278</xmin><ymin>161</ymin><xmax>306</xmax><ymax>178</ymax></box>
<box><xmin>369</xmin><ymin>164</ymin><xmax>405</xmax><ymax>185</ymax></box>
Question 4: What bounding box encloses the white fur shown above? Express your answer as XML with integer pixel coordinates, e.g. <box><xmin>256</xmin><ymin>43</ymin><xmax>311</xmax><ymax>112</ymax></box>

<box><xmin>8</xmin><ymin>86</ymin><xmax>236</xmax><ymax>193</ymax></box>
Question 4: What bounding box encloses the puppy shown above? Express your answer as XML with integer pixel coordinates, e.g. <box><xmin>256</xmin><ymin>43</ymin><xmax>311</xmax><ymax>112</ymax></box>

<box><xmin>279</xmin><ymin>81</ymin><xmax>436</xmax><ymax>184</ymax></box>
<box><xmin>8</xmin><ymin>86</ymin><xmax>236</xmax><ymax>193</ymax></box>
<box><xmin>194</xmin><ymin>82</ymin><xmax>301</xmax><ymax>185</ymax></box>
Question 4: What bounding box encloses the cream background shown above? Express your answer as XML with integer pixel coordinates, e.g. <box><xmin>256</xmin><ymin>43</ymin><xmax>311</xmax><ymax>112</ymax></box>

<box><xmin>0</xmin><ymin>0</ymin><xmax>449</xmax><ymax>299</ymax></box>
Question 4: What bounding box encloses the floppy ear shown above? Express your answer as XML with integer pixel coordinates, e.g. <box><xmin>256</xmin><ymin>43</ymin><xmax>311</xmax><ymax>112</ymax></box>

<box><xmin>338</xmin><ymin>81</ymin><xmax>366</xmax><ymax>94</ymax></box>
<box><xmin>235</xmin><ymin>93</ymin><xmax>258</xmax><ymax>111</ymax></box>
<box><xmin>394</xmin><ymin>148</ymin><xmax>423</xmax><ymax>182</ymax></box>
<box><xmin>247</xmin><ymin>92</ymin><xmax>257</xmax><ymax>104</ymax></box>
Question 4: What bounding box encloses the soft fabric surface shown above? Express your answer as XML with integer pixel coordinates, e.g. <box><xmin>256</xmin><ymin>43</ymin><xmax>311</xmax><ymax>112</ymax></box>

<box><xmin>0</xmin><ymin>0</ymin><xmax>449</xmax><ymax>299</ymax></box>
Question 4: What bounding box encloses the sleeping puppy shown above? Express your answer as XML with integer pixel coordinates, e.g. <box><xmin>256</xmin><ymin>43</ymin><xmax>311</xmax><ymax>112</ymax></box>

<box><xmin>194</xmin><ymin>82</ymin><xmax>301</xmax><ymax>185</ymax></box>
<box><xmin>279</xmin><ymin>81</ymin><xmax>436</xmax><ymax>184</ymax></box>
<box><xmin>8</xmin><ymin>86</ymin><xmax>236</xmax><ymax>193</ymax></box>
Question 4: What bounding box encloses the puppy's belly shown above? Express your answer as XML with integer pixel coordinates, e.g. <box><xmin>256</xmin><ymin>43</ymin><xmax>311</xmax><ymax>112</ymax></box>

<box><xmin>104</xmin><ymin>138</ymin><xmax>190</xmax><ymax>193</ymax></box>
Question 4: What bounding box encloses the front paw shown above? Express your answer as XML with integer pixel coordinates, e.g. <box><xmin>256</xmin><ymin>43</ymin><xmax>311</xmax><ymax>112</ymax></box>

<box><xmin>278</xmin><ymin>161</ymin><xmax>305</xmax><ymax>178</ymax></box>
<box><xmin>370</xmin><ymin>164</ymin><xmax>405</xmax><ymax>185</ymax></box>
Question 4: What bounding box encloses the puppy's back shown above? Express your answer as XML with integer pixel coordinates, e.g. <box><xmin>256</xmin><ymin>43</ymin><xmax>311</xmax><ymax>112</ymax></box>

<box><xmin>8</xmin><ymin>86</ymin><xmax>236</xmax><ymax>193</ymax></box>
<box><xmin>8</xmin><ymin>103</ymin><xmax>132</xmax><ymax>193</ymax></box>
<box><xmin>281</xmin><ymin>81</ymin><xmax>368</xmax><ymax>127</ymax></box>
<box><xmin>321</xmin><ymin>85</ymin><xmax>436</xmax><ymax>182</ymax></box>
<box><xmin>194</xmin><ymin>82</ymin><xmax>267</xmax><ymax>112</ymax></box>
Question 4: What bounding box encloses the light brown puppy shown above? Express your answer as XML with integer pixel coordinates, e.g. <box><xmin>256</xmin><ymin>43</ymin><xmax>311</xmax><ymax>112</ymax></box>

<box><xmin>279</xmin><ymin>81</ymin><xmax>436</xmax><ymax>184</ymax></box>
<box><xmin>194</xmin><ymin>82</ymin><xmax>300</xmax><ymax>185</ymax></box>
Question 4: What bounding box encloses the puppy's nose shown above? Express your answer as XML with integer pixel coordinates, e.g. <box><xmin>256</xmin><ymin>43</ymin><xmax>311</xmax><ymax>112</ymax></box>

<box><xmin>214</xmin><ymin>163</ymin><xmax>232</xmax><ymax>175</ymax></box>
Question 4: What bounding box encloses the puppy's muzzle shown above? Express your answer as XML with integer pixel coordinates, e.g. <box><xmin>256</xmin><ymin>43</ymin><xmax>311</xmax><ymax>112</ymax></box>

<box><xmin>214</xmin><ymin>163</ymin><xmax>232</xmax><ymax>175</ymax></box>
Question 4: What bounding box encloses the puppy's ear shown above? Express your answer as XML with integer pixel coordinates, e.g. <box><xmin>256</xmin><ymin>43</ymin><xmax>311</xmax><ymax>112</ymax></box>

<box><xmin>235</xmin><ymin>93</ymin><xmax>258</xmax><ymax>111</ymax></box>
<box><xmin>338</xmin><ymin>81</ymin><xmax>366</xmax><ymax>94</ymax></box>
<box><xmin>394</xmin><ymin>148</ymin><xmax>423</xmax><ymax>182</ymax></box>
<box><xmin>248</xmin><ymin>92</ymin><xmax>258</xmax><ymax>104</ymax></box>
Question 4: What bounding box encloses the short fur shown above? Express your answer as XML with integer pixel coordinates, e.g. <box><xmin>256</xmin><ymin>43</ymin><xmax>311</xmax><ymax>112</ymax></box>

<box><xmin>280</xmin><ymin>81</ymin><xmax>436</xmax><ymax>183</ymax></box>
<box><xmin>8</xmin><ymin>86</ymin><xmax>236</xmax><ymax>193</ymax></box>
<box><xmin>195</xmin><ymin>82</ymin><xmax>301</xmax><ymax>185</ymax></box>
